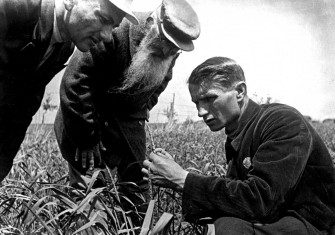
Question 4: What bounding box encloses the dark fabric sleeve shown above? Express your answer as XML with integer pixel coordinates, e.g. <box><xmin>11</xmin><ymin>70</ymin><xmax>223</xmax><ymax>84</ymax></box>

<box><xmin>59</xmin><ymin>47</ymin><xmax>109</xmax><ymax>148</ymax></box>
<box><xmin>146</xmin><ymin>54</ymin><xmax>179</xmax><ymax>111</ymax></box>
<box><xmin>0</xmin><ymin>2</ymin><xmax>7</xmax><ymax>67</ymax></box>
<box><xmin>182</xmin><ymin>108</ymin><xmax>313</xmax><ymax>223</ymax></box>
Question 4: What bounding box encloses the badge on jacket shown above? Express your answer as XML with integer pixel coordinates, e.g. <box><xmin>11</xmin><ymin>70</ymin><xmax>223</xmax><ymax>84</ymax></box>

<box><xmin>243</xmin><ymin>157</ymin><xmax>252</xmax><ymax>169</ymax></box>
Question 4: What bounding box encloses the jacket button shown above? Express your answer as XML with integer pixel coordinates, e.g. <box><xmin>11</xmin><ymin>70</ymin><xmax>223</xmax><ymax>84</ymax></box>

<box><xmin>138</xmin><ymin>121</ymin><xmax>143</xmax><ymax>126</ymax></box>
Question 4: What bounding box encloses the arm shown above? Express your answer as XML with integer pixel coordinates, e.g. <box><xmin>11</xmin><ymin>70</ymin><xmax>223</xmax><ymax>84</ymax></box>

<box><xmin>143</xmin><ymin>108</ymin><xmax>313</xmax><ymax>222</ymax></box>
<box><xmin>60</xmin><ymin>49</ymin><xmax>99</xmax><ymax>148</ymax></box>
<box><xmin>182</xmin><ymin>108</ymin><xmax>313</xmax><ymax>222</ymax></box>
<box><xmin>59</xmin><ymin>44</ymin><xmax>113</xmax><ymax>169</ymax></box>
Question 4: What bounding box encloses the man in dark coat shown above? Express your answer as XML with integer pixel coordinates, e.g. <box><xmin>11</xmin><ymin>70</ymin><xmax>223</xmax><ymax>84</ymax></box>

<box><xmin>54</xmin><ymin>0</ymin><xmax>200</xmax><ymax>212</ymax></box>
<box><xmin>0</xmin><ymin>0</ymin><xmax>139</xmax><ymax>182</ymax></box>
<box><xmin>143</xmin><ymin>57</ymin><xmax>335</xmax><ymax>234</ymax></box>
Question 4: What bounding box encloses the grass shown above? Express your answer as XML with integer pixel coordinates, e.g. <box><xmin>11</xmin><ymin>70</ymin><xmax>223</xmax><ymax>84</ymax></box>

<box><xmin>0</xmin><ymin>121</ymin><xmax>334</xmax><ymax>234</ymax></box>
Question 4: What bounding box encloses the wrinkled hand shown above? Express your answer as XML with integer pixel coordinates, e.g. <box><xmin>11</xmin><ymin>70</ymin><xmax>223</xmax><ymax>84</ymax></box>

<box><xmin>142</xmin><ymin>148</ymin><xmax>188</xmax><ymax>192</ymax></box>
<box><xmin>75</xmin><ymin>141</ymin><xmax>106</xmax><ymax>170</ymax></box>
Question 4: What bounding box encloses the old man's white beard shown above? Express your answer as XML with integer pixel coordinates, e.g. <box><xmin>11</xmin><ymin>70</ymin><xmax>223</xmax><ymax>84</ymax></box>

<box><xmin>117</xmin><ymin>40</ymin><xmax>175</xmax><ymax>95</ymax></box>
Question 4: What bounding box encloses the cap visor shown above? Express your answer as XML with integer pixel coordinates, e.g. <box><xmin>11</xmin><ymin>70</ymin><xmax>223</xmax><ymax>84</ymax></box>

<box><xmin>124</xmin><ymin>12</ymin><xmax>139</xmax><ymax>25</ymax></box>
<box><xmin>161</xmin><ymin>24</ymin><xmax>194</xmax><ymax>51</ymax></box>
<box><xmin>109</xmin><ymin>0</ymin><xmax>139</xmax><ymax>25</ymax></box>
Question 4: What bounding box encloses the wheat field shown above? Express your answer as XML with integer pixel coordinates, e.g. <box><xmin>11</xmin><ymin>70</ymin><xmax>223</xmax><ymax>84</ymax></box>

<box><xmin>0</xmin><ymin>121</ymin><xmax>334</xmax><ymax>234</ymax></box>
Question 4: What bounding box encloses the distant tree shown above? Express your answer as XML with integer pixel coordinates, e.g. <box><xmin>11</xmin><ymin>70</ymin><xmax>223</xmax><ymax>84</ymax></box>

<box><xmin>252</xmin><ymin>93</ymin><xmax>278</xmax><ymax>105</ymax></box>
<box><xmin>312</xmin><ymin>120</ymin><xmax>321</xmax><ymax>124</ymax></box>
<box><xmin>164</xmin><ymin>94</ymin><xmax>177</xmax><ymax>130</ymax></box>
<box><xmin>183</xmin><ymin>116</ymin><xmax>194</xmax><ymax>127</ymax></box>
<box><xmin>41</xmin><ymin>94</ymin><xmax>58</xmax><ymax>123</ymax></box>
<box><xmin>323</xmin><ymin>118</ymin><xmax>335</xmax><ymax>124</ymax></box>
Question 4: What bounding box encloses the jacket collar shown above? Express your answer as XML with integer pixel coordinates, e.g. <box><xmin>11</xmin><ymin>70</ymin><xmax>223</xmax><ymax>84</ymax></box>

<box><xmin>226</xmin><ymin>99</ymin><xmax>260</xmax><ymax>151</ymax></box>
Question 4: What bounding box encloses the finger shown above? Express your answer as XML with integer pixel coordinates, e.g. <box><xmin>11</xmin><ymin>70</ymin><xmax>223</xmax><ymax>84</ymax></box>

<box><xmin>141</xmin><ymin>168</ymin><xmax>149</xmax><ymax>175</ymax></box>
<box><xmin>143</xmin><ymin>160</ymin><xmax>155</xmax><ymax>173</ymax></box>
<box><xmin>82</xmin><ymin>151</ymin><xmax>87</xmax><ymax>168</ymax></box>
<box><xmin>159</xmin><ymin>149</ymin><xmax>172</xmax><ymax>157</ymax></box>
<box><xmin>143</xmin><ymin>159</ymin><xmax>151</xmax><ymax>168</ymax></box>
<box><xmin>148</xmin><ymin>151</ymin><xmax>159</xmax><ymax>161</ymax></box>
<box><xmin>88</xmin><ymin>151</ymin><xmax>94</xmax><ymax>170</ymax></box>
<box><xmin>155</xmin><ymin>151</ymin><xmax>168</xmax><ymax>159</ymax></box>
<box><xmin>75</xmin><ymin>149</ymin><xmax>80</xmax><ymax>162</ymax></box>
<box><xmin>155</xmin><ymin>149</ymin><xmax>173</xmax><ymax>159</ymax></box>
<box><xmin>143</xmin><ymin>176</ymin><xmax>149</xmax><ymax>182</ymax></box>
<box><xmin>153</xmin><ymin>148</ymin><xmax>164</xmax><ymax>154</ymax></box>
<box><xmin>148</xmin><ymin>163</ymin><xmax>158</xmax><ymax>174</ymax></box>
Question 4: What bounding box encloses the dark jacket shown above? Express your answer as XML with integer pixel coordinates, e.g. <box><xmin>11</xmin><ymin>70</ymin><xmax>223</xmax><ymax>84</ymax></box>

<box><xmin>54</xmin><ymin>12</ymin><xmax>178</xmax><ymax>181</ymax></box>
<box><xmin>0</xmin><ymin>0</ymin><xmax>74</xmax><ymax>181</ymax></box>
<box><xmin>182</xmin><ymin>99</ymin><xmax>335</xmax><ymax>233</ymax></box>
<box><xmin>55</xmin><ymin>12</ymin><xmax>178</xmax><ymax>148</ymax></box>
<box><xmin>0</xmin><ymin>0</ymin><xmax>74</xmax><ymax>118</ymax></box>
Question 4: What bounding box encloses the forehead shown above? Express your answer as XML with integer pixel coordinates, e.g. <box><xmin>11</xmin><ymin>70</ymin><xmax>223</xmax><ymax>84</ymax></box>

<box><xmin>189</xmin><ymin>83</ymin><xmax>223</xmax><ymax>102</ymax></box>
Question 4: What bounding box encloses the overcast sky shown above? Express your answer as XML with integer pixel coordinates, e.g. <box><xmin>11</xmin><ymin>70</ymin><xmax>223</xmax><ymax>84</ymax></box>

<box><xmin>38</xmin><ymin>0</ymin><xmax>335</xmax><ymax>123</ymax></box>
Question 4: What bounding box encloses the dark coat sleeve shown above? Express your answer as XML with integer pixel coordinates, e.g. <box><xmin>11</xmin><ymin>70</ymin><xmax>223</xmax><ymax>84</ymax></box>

<box><xmin>59</xmin><ymin>46</ymin><xmax>109</xmax><ymax>148</ymax></box>
<box><xmin>182</xmin><ymin>107</ymin><xmax>314</xmax><ymax>223</ymax></box>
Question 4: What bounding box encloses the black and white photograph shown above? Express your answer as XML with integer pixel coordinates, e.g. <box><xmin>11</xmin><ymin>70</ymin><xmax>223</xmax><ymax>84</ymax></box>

<box><xmin>1</xmin><ymin>0</ymin><xmax>334</xmax><ymax>234</ymax></box>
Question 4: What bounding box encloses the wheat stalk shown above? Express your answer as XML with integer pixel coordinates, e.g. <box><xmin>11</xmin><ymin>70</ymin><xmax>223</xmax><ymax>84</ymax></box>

<box><xmin>145</xmin><ymin>123</ymin><xmax>155</xmax><ymax>201</ymax></box>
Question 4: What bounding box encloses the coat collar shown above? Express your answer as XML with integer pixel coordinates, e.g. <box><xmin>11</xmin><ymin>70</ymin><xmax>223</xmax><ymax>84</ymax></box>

<box><xmin>226</xmin><ymin>99</ymin><xmax>260</xmax><ymax>151</ymax></box>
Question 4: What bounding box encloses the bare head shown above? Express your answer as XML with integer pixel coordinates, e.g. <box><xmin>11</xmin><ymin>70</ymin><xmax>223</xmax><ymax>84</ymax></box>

<box><xmin>56</xmin><ymin>0</ymin><xmax>138</xmax><ymax>52</ymax></box>
<box><xmin>188</xmin><ymin>57</ymin><xmax>246</xmax><ymax>90</ymax></box>
<box><xmin>188</xmin><ymin>57</ymin><xmax>248</xmax><ymax>133</ymax></box>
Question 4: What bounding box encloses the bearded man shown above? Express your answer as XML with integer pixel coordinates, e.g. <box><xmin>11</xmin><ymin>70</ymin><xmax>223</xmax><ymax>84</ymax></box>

<box><xmin>54</xmin><ymin>0</ymin><xmax>200</xmax><ymax>214</ymax></box>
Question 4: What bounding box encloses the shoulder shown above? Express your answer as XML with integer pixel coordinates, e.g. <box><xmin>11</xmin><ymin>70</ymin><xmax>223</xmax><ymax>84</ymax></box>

<box><xmin>261</xmin><ymin>103</ymin><xmax>305</xmax><ymax>122</ymax></box>
<box><xmin>0</xmin><ymin>0</ymin><xmax>40</xmax><ymax>20</ymax></box>
<box><xmin>0</xmin><ymin>0</ymin><xmax>41</xmax><ymax>33</ymax></box>
<box><xmin>257</xmin><ymin>103</ymin><xmax>310</xmax><ymax>137</ymax></box>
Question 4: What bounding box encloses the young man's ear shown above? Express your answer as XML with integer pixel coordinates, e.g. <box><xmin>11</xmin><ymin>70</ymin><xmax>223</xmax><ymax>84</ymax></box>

<box><xmin>234</xmin><ymin>81</ymin><xmax>247</xmax><ymax>101</ymax></box>
<box><xmin>64</xmin><ymin>0</ymin><xmax>77</xmax><ymax>11</ymax></box>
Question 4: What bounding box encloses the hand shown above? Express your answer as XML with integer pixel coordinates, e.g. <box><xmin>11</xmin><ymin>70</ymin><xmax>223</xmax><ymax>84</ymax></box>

<box><xmin>142</xmin><ymin>148</ymin><xmax>188</xmax><ymax>191</ymax></box>
<box><xmin>75</xmin><ymin>141</ymin><xmax>106</xmax><ymax>170</ymax></box>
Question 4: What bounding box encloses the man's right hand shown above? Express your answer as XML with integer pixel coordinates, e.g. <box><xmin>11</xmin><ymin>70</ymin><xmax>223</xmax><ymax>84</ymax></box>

<box><xmin>142</xmin><ymin>148</ymin><xmax>188</xmax><ymax>192</ymax></box>
<box><xmin>75</xmin><ymin>141</ymin><xmax>106</xmax><ymax>170</ymax></box>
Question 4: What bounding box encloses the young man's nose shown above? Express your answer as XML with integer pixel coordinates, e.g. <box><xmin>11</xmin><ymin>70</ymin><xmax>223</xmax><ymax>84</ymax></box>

<box><xmin>197</xmin><ymin>106</ymin><xmax>208</xmax><ymax>117</ymax></box>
